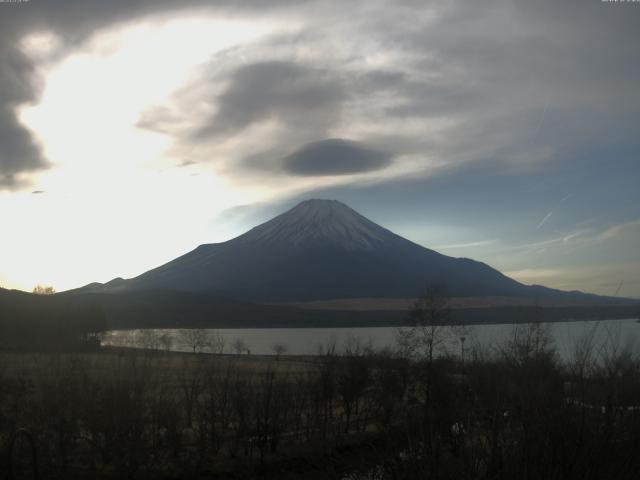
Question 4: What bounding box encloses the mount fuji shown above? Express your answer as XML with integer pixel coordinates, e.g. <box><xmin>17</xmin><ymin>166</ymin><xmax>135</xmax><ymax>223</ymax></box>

<box><xmin>79</xmin><ymin>199</ymin><xmax>608</xmax><ymax>303</ymax></box>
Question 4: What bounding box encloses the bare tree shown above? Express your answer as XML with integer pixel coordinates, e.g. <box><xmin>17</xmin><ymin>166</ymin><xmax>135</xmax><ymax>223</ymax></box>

<box><xmin>404</xmin><ymin>284</ymin><xmax>453</xmax><ymax>454</ymax></box>
<box><xmin>32</xmin><ymin>285</ymin><xmax>56</xmax><ymax>295</ymax></box>
<box><xmin>406</xmin><ymin>284</ymin><xmax>452</xmax><ymax>363</ymax></box>
<box><xmin>210</xmin><ymin>330</ymin><xmax>226</xmax><ymax>355</ymax></box>
<box><xmin>271</xmin><ymin>343</ymin><xmax>288</xmax><ymax>360</ymax></box>
<box><xmin>159</xmin><ymin>332</ymin><xmax>173</xmax><ymax>352</ymax></box>
<box><xmin>343</xmin><ymin>335</ymin><xmax>374</xmax><ymax>357</ymax></box>
<box><xmin>500</xmin><ymin>322</ymin><xmax>556</xmax><ymax>367</ymax></box>
<box><xmin>137</xmin><ymin>329</ymin><xmax>161</xmax><ymax>351</ymax></box>
<box><xmin>178</xmin><ymin>329</ymin><xmax>210</xmax><ymax>354</ymax></box>
<box><xmin>232</xmin><ymin>338</ymin><xmax>247</xmax><ymax>355</ymax></box>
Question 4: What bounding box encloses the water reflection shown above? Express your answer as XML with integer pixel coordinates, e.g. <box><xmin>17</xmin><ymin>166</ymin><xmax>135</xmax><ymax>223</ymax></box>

<box><xmin>102</xmin><ymin>319</ymin><xmax>640</xmax><ymax>362</ymax></box>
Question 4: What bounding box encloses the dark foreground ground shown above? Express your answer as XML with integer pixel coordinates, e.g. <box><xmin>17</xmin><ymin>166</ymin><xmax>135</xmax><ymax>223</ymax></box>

<box><xmin>3</xmin><ymin>324</ymin><xmax>640</xmax><ymax>479</ymax></box>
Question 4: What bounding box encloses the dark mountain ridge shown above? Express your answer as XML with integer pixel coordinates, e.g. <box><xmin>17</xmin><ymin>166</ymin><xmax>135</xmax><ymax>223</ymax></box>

<box><xmin>74</xmin><ymin>199</ymin><xmax>630</xmax><ymax>303</ymax></box>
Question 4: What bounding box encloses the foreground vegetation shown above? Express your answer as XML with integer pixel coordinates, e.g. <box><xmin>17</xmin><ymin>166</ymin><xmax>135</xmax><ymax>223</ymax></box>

<box><xmin>2</xmin><ymin>318</ymin><xmax>640</xmax><ymax>479</ymax></box>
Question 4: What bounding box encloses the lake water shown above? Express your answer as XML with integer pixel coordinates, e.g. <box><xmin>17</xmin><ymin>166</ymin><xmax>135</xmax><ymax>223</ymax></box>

<box><xmin>103</xmin><ymin>318</ymin><xmax>640</xmax><ymax>362</ymax></box>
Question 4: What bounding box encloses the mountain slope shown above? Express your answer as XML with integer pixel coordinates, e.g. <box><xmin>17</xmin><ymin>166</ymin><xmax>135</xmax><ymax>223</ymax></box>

<box><xmin>79</xmin><ymin>198</ymin><xmax>601</xmax><ymax>302</ymax></box>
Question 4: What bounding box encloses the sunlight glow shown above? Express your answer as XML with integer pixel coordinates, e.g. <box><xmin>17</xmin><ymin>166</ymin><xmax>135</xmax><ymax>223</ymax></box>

<box><xmin>2</xmin><ymin>15</ymin><xmax>276</xmax><ymax>291</ymax></box>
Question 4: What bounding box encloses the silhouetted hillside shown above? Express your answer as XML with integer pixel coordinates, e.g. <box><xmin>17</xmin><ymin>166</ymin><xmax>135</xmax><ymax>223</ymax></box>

<box><xmin>0</xmin><ymin>287</ymin><xmax>105</xmax><ymax>349</ymax></box>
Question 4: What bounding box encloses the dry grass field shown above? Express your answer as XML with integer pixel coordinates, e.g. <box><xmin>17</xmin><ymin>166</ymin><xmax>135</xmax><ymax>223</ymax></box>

<box><xmin>0</xmin><ymin>348</ymin><xmax>315</xmax><ymax>382</ymax></box>
<box><xmin>272</xmin><ymin>295</ymin><xmax>632</xmax><ymax>311</ymax></box>
<box><xmin>3</xmin><ymin>324</ymin><xmax>640</xmax><ymax>479</ymax></box>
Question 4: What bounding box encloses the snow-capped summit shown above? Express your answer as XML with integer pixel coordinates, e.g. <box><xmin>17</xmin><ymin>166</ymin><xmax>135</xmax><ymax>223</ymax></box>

<box><xmin>236</xmin><ymin>199</ymin><xmax>397</xmax><ymax>250</ymax></box>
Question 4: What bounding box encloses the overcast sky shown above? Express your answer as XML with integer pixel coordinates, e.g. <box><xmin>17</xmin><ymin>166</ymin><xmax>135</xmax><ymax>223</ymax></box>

<box><xmin>0</xmin><ymin>0</ymin><xmax>638</xmax><ymax>297</ymax></box>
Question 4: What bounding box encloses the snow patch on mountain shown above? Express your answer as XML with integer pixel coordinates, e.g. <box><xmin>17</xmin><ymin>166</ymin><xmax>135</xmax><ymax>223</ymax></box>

<box><xmin>233</xmin><ymin>199</ymin><xmax>398</xmax><ymax>250</ymax></box>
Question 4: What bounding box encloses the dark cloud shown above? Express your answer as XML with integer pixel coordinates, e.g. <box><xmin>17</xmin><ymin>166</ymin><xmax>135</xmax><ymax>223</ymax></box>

<box><xmin>127</xmin><ymin>0</ymin><xmax>640</xmax><ymax>184</ymax></box>
<box><xmin>194</xmin><ymin>61</ymin><xmax>345</xmax><ymax>139</ymax></box>
<box><xmin>0</xmin><ymin>44</ymin><xmax>46</xmax><ymax>186</ymax></box>
<box><xmin>2</xmin><ymin>0</ymin><xmax>640</xmax><ymax>193</ymax></box>
<box><xmin>0</xmin><ymin>0</ymin><xmax>313</xmax><ymax>189</ymax></box>
<box><xmin>283</xmin><ymin>139</ymin><xmax>391</xmax><ymax>176</ymax></box>
<box><xmin>0</xmin><ymin>105</ymin><xmax>46</xmax><ymax>188</ymax></box>
<box><xmin>350</xmin><ymin>0</ymin><xmax>640</xmax><ymax>173</ymax></box>
<box><xmin>0</xmin><ymin>0</ymin><xmax>172</xmax><ymax>187</ymax></box>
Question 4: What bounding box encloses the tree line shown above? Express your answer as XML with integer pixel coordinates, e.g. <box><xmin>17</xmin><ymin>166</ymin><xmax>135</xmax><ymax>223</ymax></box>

<box><xmin>2</xmin><ymin>286</ymin><xmax>640</xmax><ymax>478</ymax></box>
<box><xmin>1</xmin><ymin>336</ymin><xmax>640</xmax><ymax>476</ymax></box>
